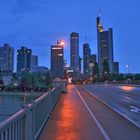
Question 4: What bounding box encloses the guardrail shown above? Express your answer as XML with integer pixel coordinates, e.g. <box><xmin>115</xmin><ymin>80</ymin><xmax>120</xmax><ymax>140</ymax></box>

<box><xmin>0</xmin><ymin>81</ymin><xmax>66</xmax><ymax>140</ymax></box>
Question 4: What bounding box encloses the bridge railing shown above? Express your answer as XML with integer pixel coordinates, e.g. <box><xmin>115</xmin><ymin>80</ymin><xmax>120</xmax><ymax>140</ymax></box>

<box><xmin>0</xmin><ymin>81</ymin><xmax>66</xmax><ymax>140</ymax></box>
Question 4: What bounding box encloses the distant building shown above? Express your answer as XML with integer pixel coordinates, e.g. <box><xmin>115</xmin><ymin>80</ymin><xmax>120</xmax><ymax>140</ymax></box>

<box><xmin>97</xmin><ymin>17</ymin><xmax>114</xmax><ymax>74</ymax></box>
<box><xmin>31</xmin><ymin>66</ymin><xmax>50</xmax><ymax>75</ymax></box>
<box><xmin>89</xmin><ymin>54</ymin><xmax>98</xmax><ymax>76</ymax></box>
<box><xmin>17</xmin><ymin>47</ymin><xmax>32</xmax><ymax>74</ymax></box>
<box><xmin>113</xmin><ymin>62</ymin><xmax>119</xmax><ymax>74</ymax></box>
<box><xmin>1</xmin><ymin>71</ymin><xmax>13</xmax><ymax>85</ymax></box>
<box><xmin>83</xmin><ymin>43</ymin><xmax>91</xmax><ymax>79</ymax></box>
<box><xmin>79</xmin><ymin>57</ymin><xmax>82</xmax><ymax>73</ymax></box>
<box><xmin>31</xmin><ymin>55</ymin><xmax>38</xmax><ymax>70</ymax></box>
<box><xmin>51</xmin><ymin>42</ymin><xmax>64</xmax><ymax>79</ymax></box>
<box><xmin>70</xmin><ymin>32</ymin><xmax>79</xmax><ymax>80</ymax></box>
<box><xmin>0</xmin><ymin>44</ymin><xmax>14</xmax><ymax>72</ymax></box>
<box><xmin>90</xmin><ymin>54</ymin><xmax>97</xmax><ymax>63</ymax></box>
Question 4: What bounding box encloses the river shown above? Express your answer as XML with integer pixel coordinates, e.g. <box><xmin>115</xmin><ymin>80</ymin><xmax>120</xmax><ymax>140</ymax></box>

<box><xmin>0</xmin><ymin>95</ymin><xmax>37</xmax><ymax>123</ymax></box>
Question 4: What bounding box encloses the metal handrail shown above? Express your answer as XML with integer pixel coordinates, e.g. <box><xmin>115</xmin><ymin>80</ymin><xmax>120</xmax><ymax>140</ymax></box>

<box><xmin>0</xmin><ymin>81</ymin><xmax>66</xmax><ymax>140</ymax></box>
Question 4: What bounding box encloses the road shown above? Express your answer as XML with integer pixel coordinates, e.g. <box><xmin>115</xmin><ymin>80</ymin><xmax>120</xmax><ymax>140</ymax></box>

<box><xmin>39</xmin><ymin>84</ymin><xmax>140</xmax><ymax>140</ymax></box>
<box><xmin>76</xmin><ymin>84</ymin><xmax>140</xmax><ymax>140</ymax></box>
<box><xmin>81</xmin><ymin>84</ymin><xmax>140</xmax><ymax>127</ymax></box>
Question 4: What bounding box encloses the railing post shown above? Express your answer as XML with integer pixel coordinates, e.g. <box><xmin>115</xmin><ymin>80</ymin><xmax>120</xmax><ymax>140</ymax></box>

<box><xmin>24</xmin><ymin>105</ymin><xmax>34</xmax><ymax>140</ymax></box>
<box><xmin>31</xmin><ymin>101</ymin><xmax>36</xmax><ymax>140</ymax></box>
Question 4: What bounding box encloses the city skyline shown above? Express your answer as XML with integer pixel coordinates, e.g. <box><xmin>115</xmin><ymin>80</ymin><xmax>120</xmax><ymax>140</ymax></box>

<box><xmin>0</xmin><ymin>0</ymin><xmax>140</xmax><ymax>73</ymax></box>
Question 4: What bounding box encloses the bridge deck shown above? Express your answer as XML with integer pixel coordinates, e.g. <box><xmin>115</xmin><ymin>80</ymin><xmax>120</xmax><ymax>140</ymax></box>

<box><xmin>39</xmin><ymin>85</ymin><xmax>104</xmax><ymax>140</ymax></box>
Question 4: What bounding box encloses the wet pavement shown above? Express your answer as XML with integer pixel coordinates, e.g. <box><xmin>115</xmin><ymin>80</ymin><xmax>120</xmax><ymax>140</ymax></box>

<box><xmin>77</xmin><ymin>85</ymin><xmax>140</xmax><ymax>140</ymax></box>
<box><xmin>39</xmin><ymin>85</ymin><xmax>105</xmax><ymax>140</ymax></box>
<box><xmin>39</xmin><ymin>84</ymin><xmax>140</xmax><ymax>140</ymax></box>
<box><xmin>82</xmin><ymin>84</ymin><xmax>140</xmax><ymax>127</ymax></box>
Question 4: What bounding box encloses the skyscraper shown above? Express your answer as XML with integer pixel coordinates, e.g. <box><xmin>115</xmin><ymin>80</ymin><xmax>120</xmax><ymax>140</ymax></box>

<box><xmin>31</xmin><ymin>55</ymin><xmax>38</xmax><ymax>70</ymax></box>
<box><xmin>51</xmin><ymin>41</ymin><xmax>64</xmax><ymax>79</ymax></box>
<box><xmin>83</xmin><ymin>43</ymin><xmax>91</xmax><ymax>79</ymax></box>
<box><xmin>79</xmin><ymin>57</ymin><xmax>82</xmax><ymax>73</ymax></box>
<box><xmin>89</xmin><ymin>54</ymin><xmax>98</xmax><ymax>76</ymax></box>
<box><xmin>70</xmin><ymin>32</ymin><xmax>79</xmax><ymax>80</ymax></box>
<box><xmin>17</xmin><ymin>47</ymin><xmax>32</xmax><ymax>74</ymax></box>
<box><xmin>0</xmin><ymin>44</ymin><xmax>14</xmax><ymax>72</ymax></box>
<box><xmin>97</xmin><ymin>17</ymin><xmax>114</xmax><ymax>74</ymax></box>
<box><xmin>113</xmin><ymin>62</ymin><xmax>119</xmax><ymax>74</ymax></box>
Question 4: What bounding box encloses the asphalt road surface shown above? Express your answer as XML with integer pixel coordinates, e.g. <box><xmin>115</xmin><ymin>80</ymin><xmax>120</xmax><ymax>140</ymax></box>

<box><xmin>39</xmin><ymin>84</ymin><xmax>140</xmax><ymax>140</ymax></box>
<box><xmin>76</xmin><ymin>84</ymin><xmax>140</xmax><ymax>140</ymax></box>
<box><xmin>81</xmin><ymin>84</ymin><xmax>140</xmax><ymax>127</ymax></box>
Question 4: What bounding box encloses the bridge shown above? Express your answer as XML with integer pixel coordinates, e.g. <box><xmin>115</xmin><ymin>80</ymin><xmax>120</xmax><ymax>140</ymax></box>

<box><xmin>0</xmin><ymin>82</ymin><xmax>140</xmax><ymax>140</ymax></box>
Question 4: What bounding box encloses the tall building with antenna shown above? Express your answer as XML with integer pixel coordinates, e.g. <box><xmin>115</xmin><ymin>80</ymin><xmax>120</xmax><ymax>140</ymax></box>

<box><xmin>97</xmin><ymin>16</ymin><xmax>114</xmax><ymax>74</ymax></box>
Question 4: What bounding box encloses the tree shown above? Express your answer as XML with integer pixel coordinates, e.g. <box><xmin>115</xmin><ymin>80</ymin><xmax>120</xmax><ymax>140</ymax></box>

<box><xmin>103</xmin><ymin>59</ymin><xmax>109</xmax><ymax>73</ymax></box>
<box><xmin>134</xmin><ymin>74</ymin><xmax>140</xmax><ymax>80</ymax></box>
<box><xmin>0</xmin><ymin>69</ymin><xmax>4</xmax><ymax>84</ymax></box>
<box><xmin>118</xmin><ymin>73</ymin><xmax>125</xmax><ymax>81</ymax></box>
<box><xmin>103</xmin><ymin>59</ymin><xmax>110</xmax><ymax>80</ymax></box>
<box><xmin>94</xmin><ymin>63</ymin><xmax>99</xmax><ymax>75</ymax></box>
<box><xmin>11</xmin><ymin>73</ymin><xmax>19</xmax><ymax>84</ymax></box>
<box><xmin>19</xmin><ymin>73</ymin><xmax>33</xmax><ymax>90</ymax></box>
<box><xmin>45</xmin><ymin>73</ymin><xmax>51</xmax><ymax>85</ymax></box>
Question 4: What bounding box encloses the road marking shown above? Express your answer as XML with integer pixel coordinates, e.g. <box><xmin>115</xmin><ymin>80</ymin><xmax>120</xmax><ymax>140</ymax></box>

<box><xmin>75</xmin><ymin>86</ymin><xmax>110</xmax><ymax>140</ymax></box>
<box><xmin>130</xmin><ymin>106</ymin><xmax>140</xmax><ymax>113</ymax></box>
<box><xmin>81</xmin><ymin>86</ymin><xmax>140</xmax><ymax>128</ymax></box>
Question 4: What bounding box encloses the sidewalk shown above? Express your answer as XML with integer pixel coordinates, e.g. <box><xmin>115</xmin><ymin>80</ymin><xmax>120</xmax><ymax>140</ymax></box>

<box><xmin>39</xmin><ymin>85</ymin><xmax>104</xmax><ymax>140</ymax></box>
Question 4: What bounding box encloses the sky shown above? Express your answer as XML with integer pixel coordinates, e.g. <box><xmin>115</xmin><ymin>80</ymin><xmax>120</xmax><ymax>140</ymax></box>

<box><xmin>0</xmin><ymin>0</ymin><xmax>140</xmax><ymax>73</ymax></box>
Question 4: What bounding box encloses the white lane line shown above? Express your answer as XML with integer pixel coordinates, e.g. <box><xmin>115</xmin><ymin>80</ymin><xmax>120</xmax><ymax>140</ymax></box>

<box><xmin>130</xmin><ymin>106</ymin><xmax>140</xmax><ymax>113</ymax></box>
<box><xmin>82</xmin><ymin>86</ymin><xmax>140</xmax><ymax>128</ymax></box>
<box><xmin>75</xmin><ymin>86</ymin><xmax>110</xmax><ymax>140</ymax></box>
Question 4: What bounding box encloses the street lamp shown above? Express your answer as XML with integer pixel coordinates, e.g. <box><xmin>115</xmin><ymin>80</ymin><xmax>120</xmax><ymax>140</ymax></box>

<box><xmin>105</xmin><ymin>71</ymin><xmax>107</xmax><ymax>81</ymax></box>
<box><xmin>125</xmin><ymin>64</ymin><xmax>130</xmax><ymax>74</ymax></box>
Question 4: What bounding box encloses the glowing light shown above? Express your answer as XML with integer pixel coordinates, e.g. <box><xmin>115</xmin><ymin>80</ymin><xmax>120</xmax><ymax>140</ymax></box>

<box><xmin>66</xmin><ymin>64</ymin><xmax>69</xmax><ymax>67</ymax></box>
<box><xmin>52</xmin><ymin>48</ymin><xmax>62</xmax><ymax>50</ymax></box>
<box><xmin>60</xmin><ymin>41</ymin><xmax>65</xmax><ymax>46</ymax></box>
<box><xmin>57</xmin><ymin>40</ymin><xmax>65</xmax><ymax>46</ymax></box>
<box><xmin>58</xmin><ymin>54</ymin><xmax>63</xmax><ymax>56</ymax></box>
<box><xmin>119</xmin><ymin>86</ymin><xmax>135</xmax><ymax>91</ymax></box>
<box><xmin>68</xmin><ymin>78</ymin><xmax>72</xmax><ymax>83</ymax></box>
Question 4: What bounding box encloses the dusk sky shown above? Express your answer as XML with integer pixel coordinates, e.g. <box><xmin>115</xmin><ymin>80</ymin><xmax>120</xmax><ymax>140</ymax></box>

<box><xmin>0</xmin><ymin>0</ymin><xmax>140</xmax><ymax>73</ymax></box>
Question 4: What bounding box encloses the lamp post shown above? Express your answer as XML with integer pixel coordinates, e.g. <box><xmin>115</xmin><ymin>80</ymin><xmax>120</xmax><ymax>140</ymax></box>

<box><xmin>126</xmin><ymin>64</ymin><xmax>130</xmax><ymax>77</ymax></box>
<box><xmin>105</xmin><ymin>71</ymin><xmax>107</xmax><ymax>81</ymax></box>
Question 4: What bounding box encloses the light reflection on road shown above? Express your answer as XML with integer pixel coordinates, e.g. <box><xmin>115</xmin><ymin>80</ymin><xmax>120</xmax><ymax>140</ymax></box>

<box><xmin>119</xmin><ymin>86</ymin><xmax>135</xmax><ymax>91</ymax></box>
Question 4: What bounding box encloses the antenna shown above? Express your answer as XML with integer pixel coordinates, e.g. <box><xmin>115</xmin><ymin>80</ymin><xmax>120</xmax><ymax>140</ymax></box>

<box><xmin>99</xmin><ymin>9</ymin><xmax>101</xmax><ymax>17</ymax></box>
<box><xmin>85</xmin><ymin>36</ymin><xmax>88</xmax><ymax>43</ymax></box>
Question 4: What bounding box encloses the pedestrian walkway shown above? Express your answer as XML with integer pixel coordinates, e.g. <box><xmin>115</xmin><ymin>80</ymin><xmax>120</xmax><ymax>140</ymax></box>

<box><xmin>39</xmin><ymin>85</ymin><xmax>104</xmax><ymax>140</ymax></box>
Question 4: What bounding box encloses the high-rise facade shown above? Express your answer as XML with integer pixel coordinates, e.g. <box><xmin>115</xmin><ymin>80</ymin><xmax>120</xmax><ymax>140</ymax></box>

<box><xmin>79</xmin><ymin>57</ymin><xmax>82</xmax><ymax>73</ymax></box>
<box><xmin>70</xmin><ymin>32</ymin><xmax>79</xmax><ymax>79</ymax></box>
<box><xmin>51</xmin><ymin>42</ymin><xmax>64</xmax><ymax>79</ymax></box>
<box><xmin>113</xmin><ymin>62</ymin><xmax>119</xmax><ymax>74</ymax></box>
<box><xmin>97</xmin><ymin>17</ymin><xmax>114</xmax><ymax>74</ymax></box>
<box><xmin>17</xmin><ymin>47</ymin><xmax>32</xmax><ymax>74</ymax></box>
<box><xmin>90</xmin><ymin>54</ymin><xmax>97</xmax><ymax>63</ymax></box>
<box><xmin>0</xmin><ymin>44</ymin><xmax>14</xmax><ymax>72</ymax></box>
<box><xmin>83</xmin><ymin>43</ymin><xmax>91</xmax><ymax>79</ymax></box>
<box><xmin>31</xmin><ymin>55</ymin><xmax>38</xmax><ymax>70</ymax></box>
<box><xmin>89</xmin><ymin>54</ymin><xmax>98</xmax><ymax>76</ymax></box>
